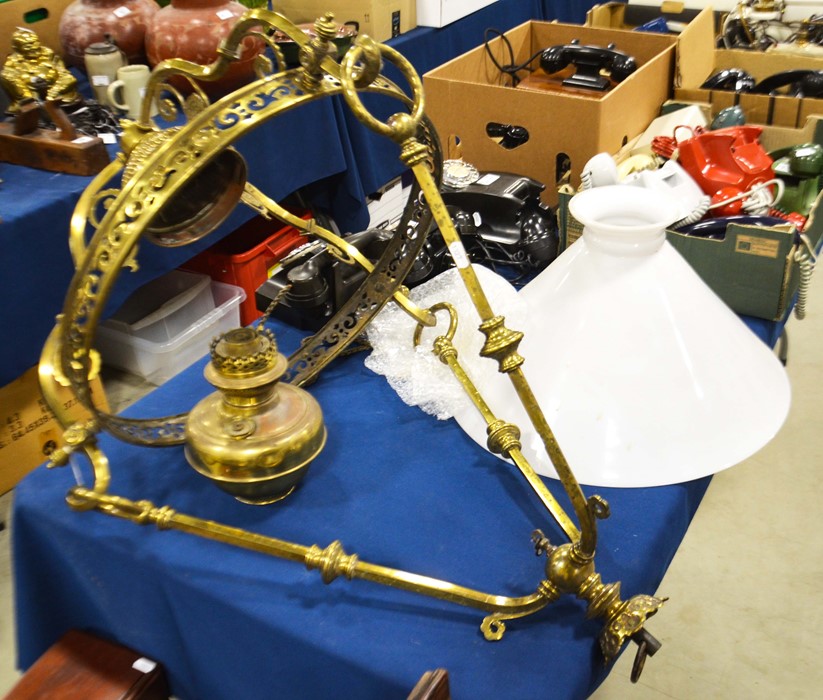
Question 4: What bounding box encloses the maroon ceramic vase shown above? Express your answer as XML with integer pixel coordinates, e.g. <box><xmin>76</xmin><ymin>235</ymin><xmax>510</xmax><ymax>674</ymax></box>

<box><xmin>145</xmin><ymin>0</ymin><xmax>264</xmax><ymax>96</ymax></box>
<box><xmin>59</xmin><ymin>0</ymin><xmax>159</xmax><ymax>69</ymax></box>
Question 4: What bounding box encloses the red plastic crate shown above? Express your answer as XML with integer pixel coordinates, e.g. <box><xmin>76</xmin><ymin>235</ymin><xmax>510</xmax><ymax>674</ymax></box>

<box><xmin>182</xmin><ymin>214</ymin><xmax>308</xmax><ymax>326</ymax></box>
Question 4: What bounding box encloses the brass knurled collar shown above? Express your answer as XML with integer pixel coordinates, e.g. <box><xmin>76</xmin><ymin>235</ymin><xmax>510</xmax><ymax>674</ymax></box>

<box><xmin>209</xmin><ymin>327</ymin><xmax>279</xmax><ymax>377</ymax></box>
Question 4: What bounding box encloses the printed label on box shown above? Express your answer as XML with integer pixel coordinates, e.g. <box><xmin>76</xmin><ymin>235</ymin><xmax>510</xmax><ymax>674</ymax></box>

<box><xmin>0</xmin><ymin>366</ymin><xmax>109</xmax><ymax>494</ymax></box>
<box><xmin>735</xmin><ymin>235</ymin><xmax>780</xmax><ymax>259</ymax></box>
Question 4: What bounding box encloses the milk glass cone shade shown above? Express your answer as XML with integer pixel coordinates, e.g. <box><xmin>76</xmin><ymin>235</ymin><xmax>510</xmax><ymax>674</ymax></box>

<box><xmin>451</xmin><ymin>185</ymin><xmax>791</xmax><ymax>487</ymax></box>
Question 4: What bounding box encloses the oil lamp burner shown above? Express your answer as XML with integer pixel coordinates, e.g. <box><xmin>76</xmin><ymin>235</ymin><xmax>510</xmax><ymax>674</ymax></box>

<box><xmin>185</xmin><ymin>326</ymin><xmax>326</xmax><ymax>504</ymax></box>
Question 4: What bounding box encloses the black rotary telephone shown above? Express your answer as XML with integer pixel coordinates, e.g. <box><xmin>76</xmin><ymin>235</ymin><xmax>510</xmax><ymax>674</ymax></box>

<box><xmin>256</xmin><ymin>173</ymin><xmax>559</xmax><ymax>330</ymax></box>
<box><xmin>539</xmin><ymin>40</ymin><xmax>637</xmax><ymax>91</ymax></box>
<box><xmin>255</xmin><ymin>228</ymin><xmax>392</xmax><ymax>331</ymax></box>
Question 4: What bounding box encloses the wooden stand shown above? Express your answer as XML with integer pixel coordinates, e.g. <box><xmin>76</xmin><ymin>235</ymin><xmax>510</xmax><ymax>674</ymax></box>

<box><xmin>407</xmin><ymin>669</ymin><xmax>450</xmax><ymax>700</ymax></box>
<box><xmin>0</xmin><ymin>100</ymin><xmax>110</xmax><ymax>175</ymax></box>
<box><xmin>516</xmin><ymin>67</ymin><xmax>614</xmax><ymax>96</ymax></box>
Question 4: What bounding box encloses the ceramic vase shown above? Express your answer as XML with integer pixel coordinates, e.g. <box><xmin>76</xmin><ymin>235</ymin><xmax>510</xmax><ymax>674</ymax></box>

<box><xmin>59</xmin><ymin>0</ymin><xmax>159</xmax><ymax>69</ymax></box>
<box><xmin>145</xmin><ymin>0</ymin><xmax>264</xmax><ymax>96</ymax></box>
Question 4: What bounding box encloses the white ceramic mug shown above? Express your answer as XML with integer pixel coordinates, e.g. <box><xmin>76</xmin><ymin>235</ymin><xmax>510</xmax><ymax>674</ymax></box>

<box><xmin>107</xmin><ymin>64</ymin><xmax>157</xmax><ymax>119</ymax></box>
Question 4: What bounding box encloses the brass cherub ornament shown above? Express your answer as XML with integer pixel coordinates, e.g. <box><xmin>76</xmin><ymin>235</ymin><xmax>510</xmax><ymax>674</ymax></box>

<box><xmin>1</xmin><ymin>28</ymin><xmax>80</xmax><ymax>111</ymax></box>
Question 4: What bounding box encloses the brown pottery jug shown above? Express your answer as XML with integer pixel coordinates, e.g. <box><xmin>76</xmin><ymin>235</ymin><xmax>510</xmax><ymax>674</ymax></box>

<box><xmin>59</xmin><ymin>0</ymin><xmax>159</xmax><ymax>68</ymax></box>
<box><xmin>145</xmin><ymin>0</ymin><xmax>264</xmax><ymax>96</ymax></box>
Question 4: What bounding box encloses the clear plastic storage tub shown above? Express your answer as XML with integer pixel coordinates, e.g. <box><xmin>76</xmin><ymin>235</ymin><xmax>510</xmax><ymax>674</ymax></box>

<box><xmin>96</xmin><ymin>271</ymin><xmax>246</xmax><ymax>385</ymax></box>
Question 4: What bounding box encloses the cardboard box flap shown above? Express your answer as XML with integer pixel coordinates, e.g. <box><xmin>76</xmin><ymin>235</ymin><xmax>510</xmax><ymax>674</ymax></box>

<box><xmin>714</xmin><ymin>48</ymin><xmax>823</xmax><ymax>80</ymax></box>
<box><xmin>586</xmin><ymin>3</ymin><xmax>627</xmax><ymax>29</ymax></box>
<box><xmin>668</xmin><ymin>221</ymin><xmax>795</xmax><ymax>320</ymax></box>
<box><xmin>585</xmin><ymin>5</ymin><xmax>717</xmax><ymax>92</ymax></box>
<box><xmin>587</xmin><ymin>1</ymin><xmax>710</xmax><ymax>30</ymax></box>
<box><xmin>0</xmin><ymin>365</ymin><xmax>110</xmax><ymax>494</ymax></box>
<box><xmin>674</xmin><ymin>6</ymin><xmax>716</xmax><ymax>89</ymax></box>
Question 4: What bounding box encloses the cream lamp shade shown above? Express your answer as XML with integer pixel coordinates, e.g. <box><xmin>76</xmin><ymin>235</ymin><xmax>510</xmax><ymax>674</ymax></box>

<box><xmin>449</xmin><ymin>185</ymin><xmax>791</xmax><ymax>487</ymax></box>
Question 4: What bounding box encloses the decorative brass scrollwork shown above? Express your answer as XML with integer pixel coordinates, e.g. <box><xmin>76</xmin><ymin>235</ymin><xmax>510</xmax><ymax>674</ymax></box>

<box><xmin>39</xmin><ymin>9</ymin><xmax>665</xmax><ymax>679</ymax></box>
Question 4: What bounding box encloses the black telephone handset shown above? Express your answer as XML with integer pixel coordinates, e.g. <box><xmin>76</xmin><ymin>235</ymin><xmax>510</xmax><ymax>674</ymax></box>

<box><xmin>700</xmin><ymin>68</ymin><xmax>755</xmax><ymax>92</ymax></box>
<box><xmin>539</xmin><ymin>40</ymin><xmax>637</xmax><ymax>91</ymax></box>
<box><xmin>751</xmin><ymin>70</ymin><xmax>823</xmax><ymax>97</ymax></box>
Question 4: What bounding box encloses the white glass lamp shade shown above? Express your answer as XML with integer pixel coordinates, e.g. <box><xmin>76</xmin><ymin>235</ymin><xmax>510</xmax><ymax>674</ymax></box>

<box><xmin>451</xmin><ymin>185</ymin><xmax>791</xmax><ymax>487</ymax></box>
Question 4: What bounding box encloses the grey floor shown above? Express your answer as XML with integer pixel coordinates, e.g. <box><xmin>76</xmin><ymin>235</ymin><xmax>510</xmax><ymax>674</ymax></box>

<box><xmin>1</xmin><ymin>269</ymin><xmax>822</xmax><ymax>698</ymax></box>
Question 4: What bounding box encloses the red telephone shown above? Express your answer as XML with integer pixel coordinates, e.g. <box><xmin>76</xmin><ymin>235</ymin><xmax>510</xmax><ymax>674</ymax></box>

<box><xmin>676</xmin><ymin>126</ymin><xmax>774</xmax><ymax>216</ymax></box>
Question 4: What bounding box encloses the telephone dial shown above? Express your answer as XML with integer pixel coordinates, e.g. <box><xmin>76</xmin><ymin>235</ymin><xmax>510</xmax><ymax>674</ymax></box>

<box><xmin>256</xmin><ymin>173</ymin><xmax>559</xmax><ymax>329</ymax></box>
<box><xmin>539</xmin><ymin>40</ymin><xmax>637</xmax><ymax>91</ymax></box>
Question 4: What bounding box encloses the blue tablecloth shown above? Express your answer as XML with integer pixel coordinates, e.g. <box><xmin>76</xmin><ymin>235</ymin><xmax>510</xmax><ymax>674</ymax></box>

<box><xmin>12</xmin><ymin>319</ymin><xmax>711</xmax><ymax>699</ymax></box>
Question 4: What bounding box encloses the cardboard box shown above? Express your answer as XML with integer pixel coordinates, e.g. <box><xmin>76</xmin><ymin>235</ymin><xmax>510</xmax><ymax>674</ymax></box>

<box><xmin>586</xmin><ymin>1</ymin><xmax>720</xmax><ymax>32</ymax></box>
<box><xmin>416</xmin><ymin>0</ymin><xmax>497</xmax><ymax>28</ymax></box>
<box><xmin>423</xmin><ymin>19</ymin><xmax>685</xmax><ymax>206</ymax></box>
<box><xmin>673</xmin><ymin>20</ymin><xmax>823</xmax><ymax>128</ymax></box>
<box><xmin>557</xmin><ymin>116</ymin><xmax>823</xmax><ymax>321</ymax></box>
<box><xmin>0</xmin><ymin>364</ymin><xmax>109</xmax><ymax>494</ymax></box>
<box><xmin>0</xmin><ymin>0</ymin><xmax>72</xmax><ymax>54</ymax></box>
<box><xmin>272</xmin><ymin>0</ymin><xmax>416</xmax><ymax>43</ymax></box>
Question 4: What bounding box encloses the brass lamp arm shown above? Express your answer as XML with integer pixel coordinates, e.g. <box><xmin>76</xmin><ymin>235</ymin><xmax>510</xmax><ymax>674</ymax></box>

<box><xmin>65</xmin><ymin>486</ymin><xmax>554</xmax><ymax>639</ymax></box>
<box><xmin>339</xmin><ymin>40</ymin><xmax>598</xmax><ymax>559</ymax></box>
<box><xmin>414</xmin><ymin>303</ymin><xmax>580</xmax><ymax>542</ymax></box>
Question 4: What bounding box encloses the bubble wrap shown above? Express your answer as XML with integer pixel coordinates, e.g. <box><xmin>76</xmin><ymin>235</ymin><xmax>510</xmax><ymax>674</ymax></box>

<box><xmin>365</xmin><ymin>265</ymin><xmax>526</xmax><ymax>420</ymax></box>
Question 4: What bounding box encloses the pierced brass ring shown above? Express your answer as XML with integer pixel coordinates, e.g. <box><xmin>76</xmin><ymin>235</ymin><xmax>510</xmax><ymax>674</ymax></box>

<box><xmin>413</xmin><ymin>302</ymin><xmax>458</xmax><ymax>347</ymax></box>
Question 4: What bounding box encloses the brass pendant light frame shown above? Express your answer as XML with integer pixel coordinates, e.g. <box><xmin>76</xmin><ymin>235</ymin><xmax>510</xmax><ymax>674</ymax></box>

<box><xmin>39</xmin><ymin>9</ymin><xmax>664</xmax><ymax>680</ymax></box>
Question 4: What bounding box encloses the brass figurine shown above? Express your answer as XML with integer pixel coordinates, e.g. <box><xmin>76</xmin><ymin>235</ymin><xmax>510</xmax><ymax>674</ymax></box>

<box><xmin>1</xmin><ymin>28</ymin><xmax>79</xmax><ymax>111</ymax></box>
<box><xmin>39</xmin><ymin>8</ymin><xmax>664</xmax><ymax>682</ymax></box>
